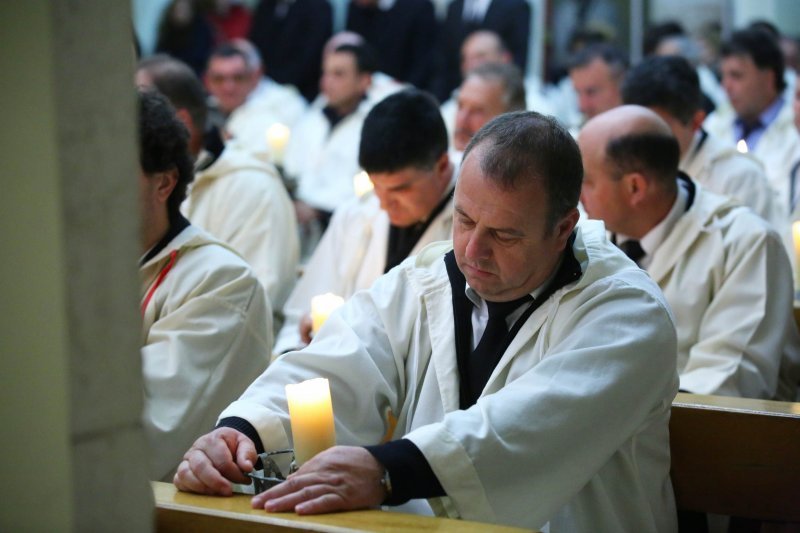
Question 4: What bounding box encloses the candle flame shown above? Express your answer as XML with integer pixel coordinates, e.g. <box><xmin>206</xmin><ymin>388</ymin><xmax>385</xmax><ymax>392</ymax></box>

<box><xmin>736</xmin><ymin>139</ymin><xmax>748</xmax><ymax>153</ymax></box>
<box><xmin>266</xmin><ymin>123</ymin><xmax>291</xmax><ymax>165</ymax></box>
<box><xmin>311</xmin><ymin>293</ymin><xmax>345</xmax><ymax>334</ymax></box>
<box><xmin>353</xmin><ymin>171</ymin><xmax>374</xmax><ymax>197</ymax></box>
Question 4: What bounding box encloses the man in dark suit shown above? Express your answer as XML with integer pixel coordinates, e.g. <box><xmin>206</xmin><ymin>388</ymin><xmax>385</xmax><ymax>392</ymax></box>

<box><xmin>346</xmin><ymin>0</ymin><xmax>438</xmax><ymax>89</ymax></box>
<box><xmin>249</xmin><ymin>0</ymin><xmax>333</xmax><ymax>102</ymax></box>
<box><xmin>434</xmin><ymin>0</ymin><xmax>530</xmax><ymax>101</ymax></box>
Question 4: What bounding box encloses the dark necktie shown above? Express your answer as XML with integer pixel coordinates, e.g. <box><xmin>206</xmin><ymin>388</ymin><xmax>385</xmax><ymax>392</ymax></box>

<box><xmin>739</xmin><ymin>119</ymin><xmax>762</xmax><ymax>143</ymax></box>
<box><xmin>619</xmin><ymin>240</ymin><xmax>646</xmax><ymax>265</ymax></box>
<box><xmin>468</xmin><ymin>295</ymin><xmax>532</xmax><ymax>397</ymax></box>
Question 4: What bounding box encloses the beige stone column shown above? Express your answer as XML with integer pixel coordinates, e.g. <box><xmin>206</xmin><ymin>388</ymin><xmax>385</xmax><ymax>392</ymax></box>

<box><xmin>0</xmin><ymin>2</ymin><xmax>153</xmax><ymax>530</ymax></box>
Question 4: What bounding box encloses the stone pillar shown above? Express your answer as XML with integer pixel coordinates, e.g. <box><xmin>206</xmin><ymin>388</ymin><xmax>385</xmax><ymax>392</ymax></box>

<box><xmin>0</xmin><ymin>2</ymin><xmax>153</xmax><ymax>530</ymax></box>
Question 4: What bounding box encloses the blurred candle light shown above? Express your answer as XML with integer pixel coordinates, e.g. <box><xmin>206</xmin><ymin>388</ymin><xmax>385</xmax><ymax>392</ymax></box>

<box><xmin>736</xmin><ymin>139</ymin><xmax>748</xmax><ymax>153</ymax></box>
<box><xmin>310</xmin><ymin>293</ymin><xmax>344</xmax><ymax>334</ymax></box>
<box><xmin>353</xmin><ymin>170</ymin><xmax>374</xmax><ymax>197</ymax></box>
<box><xmin>266</xmin><ymin>123</ymin><xmax>290</xmax><ymax>165</ymax></box>
<box><xmin>285</xmin><ymin>378</ymin><xmax>336</xmax><ymax>465</ymax></box>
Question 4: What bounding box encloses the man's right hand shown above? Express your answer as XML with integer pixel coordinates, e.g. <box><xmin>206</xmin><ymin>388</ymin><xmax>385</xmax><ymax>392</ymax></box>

<box><xmin>173</xmin><ymin>427</ymin><xmax>257</xmax><ymax>496</ymax></box>
<box><xmin>299</xmin><ymin>313</ymin><xmax>313</xmax><ymax>345</ymax></box>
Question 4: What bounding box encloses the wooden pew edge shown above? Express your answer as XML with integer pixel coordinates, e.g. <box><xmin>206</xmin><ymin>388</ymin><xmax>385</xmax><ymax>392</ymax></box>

<box><xmin>673</xmin><ymin>392</ymin><xmax>800</xmax><ymax>418</ymax></box>
<box><xmin>670</xmin><ymin>394</ymin><xmax>800</xmax><ymax>523</ymax></box>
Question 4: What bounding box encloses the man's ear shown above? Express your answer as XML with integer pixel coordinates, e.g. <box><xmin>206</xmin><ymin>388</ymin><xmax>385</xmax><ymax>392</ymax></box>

<box><xmin>435</xmin><ymin>151</ymin><xmax>450</xmax><ymax>174</ymax></box>
<box><xmin>553</xmin><ymin>207</ymin><xmax>580</xmax><ymax>245</ymax></box>
<box><xmin>155</xmin><ymin>168</ymin><xmax>179</xmax><ymax>205</ymax></box>
<box><xmin>624</xmin><ymin>172</ymin><xmax>649</xmax><ymax>207</ymax></box>
<box><xmin>691</xmin><ymin>108</ymin><xmax>707</xmax><ymax>132</ymax></box>
<box><xmin>174</xmin><ymin>108</ymin><xmax>195</xmax><ymax>135</ymax></box>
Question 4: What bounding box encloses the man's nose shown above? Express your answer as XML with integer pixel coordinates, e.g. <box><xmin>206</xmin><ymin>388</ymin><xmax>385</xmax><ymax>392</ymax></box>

<box><xmin>374</xmin><ymin>188</ymin><xmax>392</xmax><ymax>211</ymax></box>
<box><xmin>465</xmin><ymin>230</ymin><xmax>489</xmax><ymax>260</ymax></box>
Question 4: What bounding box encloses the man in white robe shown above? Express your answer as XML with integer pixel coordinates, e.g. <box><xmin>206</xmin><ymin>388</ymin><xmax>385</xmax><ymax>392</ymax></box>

<box><xmin>622</xmin><ymin>55</ymin><xmax>786</xmax><ymax>231</ymax></box>
<box><xmin>275</xmin><ymin>89</ymin><xmax>457</xmax><ymax>354</ymax></box>
<box><xmin>446</xmin><ymin>61</ymin><xmax>528</xmax><ymax>167</ymax></box>
<box><xmin>137</xmin><ymin>90</ymin><xmax>271</xmax><ymax>481</ymax></box>
<box><xmin>284</xmin><ymin>43</ymin><xmax>377</xmax><ymax>235</ymax></box>
<box><xmin>204</xmin><ymin>40</ymin><xmax>307</xmax><ymax>164</ymax></box>
<box><xmin>704</xmin><ymin>27</ymin><xmax>800</xmax><ymax>208</ymax></box>
<box><xmin>137</xmin><ymin>55</ymin><xmax>300</xmax><ymax>319</ymax></box>
<box><xmin>440</xmin><ymin>31</ymin><xmax>553</xmax><ymax>148</ymax></box>
<box><xmin>174</xmin><ymin>111</ymin><xmax>680</xmax><ymax>532</ymax></box>
<box><xmin>580</xmin><ymin>105</ymin><xmax>800</xmax><ymax>400</ymax></box>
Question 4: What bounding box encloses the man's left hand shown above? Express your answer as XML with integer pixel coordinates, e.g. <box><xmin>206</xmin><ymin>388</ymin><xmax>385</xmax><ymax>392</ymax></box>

<box><xmin>251</xmin><ymin>446</ymin><xmax>386</xmax><ymax>514</ymax></box>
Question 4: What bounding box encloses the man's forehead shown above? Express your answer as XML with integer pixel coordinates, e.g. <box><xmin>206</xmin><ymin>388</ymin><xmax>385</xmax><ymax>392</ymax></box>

<box><xmin>460</xmin><ymin>77</ymin><xmax>504</xmax><ymax>105</ymax></box>
<box><xmin>455</xmin><ymin>167</ymin><xmax>541</xmax><ymax>228</ymax></box>
<box><xmin>370</xmin><ymin>167</ymin><xmax>430</xmax><ymax>187</ymax></box>
<box><xmin>209</xmin><ymin>55</ymin><xmax>248</xmax><ymax>73</ymax></box>
<box><xmin>326</xmin><ymin>51</ymin><xmax>357</xmax><ymax>70</ymax></box>
<box><xmin>722</xmin><ymin>53</ymin><xmax>757</xmax><ymax>71</ymax></box>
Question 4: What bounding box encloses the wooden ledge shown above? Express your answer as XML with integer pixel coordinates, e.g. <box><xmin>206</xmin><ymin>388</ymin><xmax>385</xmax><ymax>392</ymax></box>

<box><xmin>673</xmin><ymin>392</ymin><xmax>800</xmax><ymax>417</ymax></box>
<box><xmin>670</xmin><ymin>393</ymin><xmax>800</xmax><ymax>521</ymax></box>
<box><xmin>153</xmin><ymin>482</ymin><xmax>530</xmax><ymax>532</ymax></box>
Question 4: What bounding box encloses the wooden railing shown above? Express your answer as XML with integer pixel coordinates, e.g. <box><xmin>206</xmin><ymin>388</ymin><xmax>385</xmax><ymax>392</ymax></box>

<box><xmin>155</xmin><ymin>393</ymin><xmax>800</xmax><ymax>531</ymax></box>
<box><xmin>153</xmin><ymin>482</ymin><xmax>529</xmax><ymax>532</ymax></box>
<box><xmin>670</xmin><ymin>392</ymin><xmax>800</xmax><ymax>525</ymax></box>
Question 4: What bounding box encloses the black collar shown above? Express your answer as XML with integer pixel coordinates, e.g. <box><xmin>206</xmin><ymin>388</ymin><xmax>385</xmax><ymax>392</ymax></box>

<box><xmin>140</xmin><ymin>214</ymin><xmax>190</xmax><ymax>266</ymax></box>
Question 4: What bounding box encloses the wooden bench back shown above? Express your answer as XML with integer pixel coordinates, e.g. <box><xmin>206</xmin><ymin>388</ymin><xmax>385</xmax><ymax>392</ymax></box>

<box><xmin>669</xmin><ymin>393</ymin><xmax>800</xmax><ymax>522</ymax></box>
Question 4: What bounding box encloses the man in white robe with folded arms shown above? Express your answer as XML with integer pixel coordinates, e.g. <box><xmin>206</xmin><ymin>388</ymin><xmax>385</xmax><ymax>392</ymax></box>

<box><xmin>174</xmin><ymin>111</ymin><xmax>680</xmax><ymax>532</ymax></box>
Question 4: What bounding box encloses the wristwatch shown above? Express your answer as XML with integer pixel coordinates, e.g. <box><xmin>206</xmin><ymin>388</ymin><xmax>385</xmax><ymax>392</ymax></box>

<box><xmin>380</xmin><ymin>467</ymin><xmax>393</xmax><ymax>501</ymax></box>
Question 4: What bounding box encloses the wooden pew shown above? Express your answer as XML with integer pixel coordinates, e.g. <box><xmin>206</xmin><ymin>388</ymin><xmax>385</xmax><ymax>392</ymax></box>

<box><xmin>155</xmin><ymin>393</ymin><xmax>800</xmax><ymax>530</ymax></box>
<box><xmin>670</xmin><ymin>393</ymin><xmax>800</xmax><ymax>527</ymax></box>
<box><xmin>153</xmin><ymin>482</ymin><xmax>530</xmax><ymax>532</ymax></box>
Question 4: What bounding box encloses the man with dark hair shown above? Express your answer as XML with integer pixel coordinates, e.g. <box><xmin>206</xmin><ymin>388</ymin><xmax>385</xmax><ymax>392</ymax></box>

<box><xmin>137</xmin><ymin>55</ymin><xmax>300</xmax><ymax>320</ymax></box>
<box><xmin>275</xmin><ymin>88</ymin><xmax>455</xmax><ymax>353</ymax></box>
<box><xmin>705</xmin><ymin>27</ymin><xmax>800</xmax><ymax>205</ymax></box>
<box><xmin>137</xmin><ymin>89</ymin><xmax>271</xmax><ymax>482</ymax></box>
<box><xmin>622</xmin><ymin>55</ymin><xmax>786</xmax><ymax>229</ymax></box>
<box><xmin>204</xmin><ymin>40</ymin><xmax>306</xmax><ymax>163</ymax></box>
<box><xmin>580</xmin><ymin>105</ymin><xmax>800</xmax><ymax>400</ymax></box>
<box><xmin>452</xmin><ymin>62</ymin><xmax>526</xmax><ymax>159</ymax></box>
<box><xmin>285</xmin><ymin>42</ymin><xmax>378</xmax><ymax>236</ymax></box>
<box><xmin>568</xmin><ymin>43</ymin><xmax>628</xmax><ymax>120</ymax></box>
<box><xmin>175</xmin><ymin>110</ymin><xmax>681</xmax><ymax>531</ymax></box>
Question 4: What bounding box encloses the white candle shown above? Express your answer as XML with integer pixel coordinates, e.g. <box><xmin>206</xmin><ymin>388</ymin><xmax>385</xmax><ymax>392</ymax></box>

<box><xmin>285</xmin><ymin>378</ymin><xmax>336</xmax><ymax>465</ymax></box>
<box><xmin>266</xmin><ymin>123</ymin><xmax>290</xmax><ymax>165</ymax></box>
<box><xmin>310</xmin><ymin>293</ymin><xmax>344</xmax><ymax>334</ymax></box>
<box><xmin>353</xmin><ymin>170</ymin><xmax>374</xmax><ymax>197</ymax></box>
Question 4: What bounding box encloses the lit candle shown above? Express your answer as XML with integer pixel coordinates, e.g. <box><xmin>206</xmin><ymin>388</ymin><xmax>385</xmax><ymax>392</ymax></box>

<box><xmin>736</xmin><ymin>139</ymin><xmax>748</xmax><ymax>153</ymax></box>
<box><xmin>793</xmin><ymin>221</ymin><xmax>800</xmax><ymax>292</ymax></box>
<box><xmin>310</xmin><ymin>293</ymin><xmax>344</xmax><ymax>334</ymax></box>
<box><xmin>353</xmin><ymin>170</ymin><xmax>374</xmax><ymax>197</ymax></box>
<box><xmin>285</xmin><ymin>378</ymin><xmax>336</xmax><ymax>465</ymax></box>
<box><xmin>266</xmin><ymin>123</ymin><xmax>291</xmax><ymax>166</ymax></box>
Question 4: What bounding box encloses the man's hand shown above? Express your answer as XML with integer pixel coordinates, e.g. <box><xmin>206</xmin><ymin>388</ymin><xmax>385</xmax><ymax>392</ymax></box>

<box><xmin>252</xmin><ymin>446</ymin><xmax>386</xmax><ymax>514</ymax></box>
<box><xmin>294</xmin><ymin>200</ymin><xmax>319</xmax><ymax>225</ymax></box>
<box><xmin>173</xmin><ymin>427</ymin><xmax>257</xmax><ymax>496</ymax></box>
<box><xmin>299</xmin><ymin>313</ymin><xmax>313</xmax><ymax>345</ymax></box>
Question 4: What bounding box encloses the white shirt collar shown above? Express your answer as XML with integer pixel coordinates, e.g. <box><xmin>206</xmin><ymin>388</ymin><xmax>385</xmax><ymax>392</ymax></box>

<box><xmin>463</xmin><ymin>0</ymin><xmax>492</xmax><ymax>21</ymax></box>
<box><xmin>464</xmin><ymin>255</ymin><xmax>563</xmax><ymax>347</ymax></box>
<box><xmin>628</xmin><ymin>179</ymin><xmax>688</xmax><ymax>269</ymax></box>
